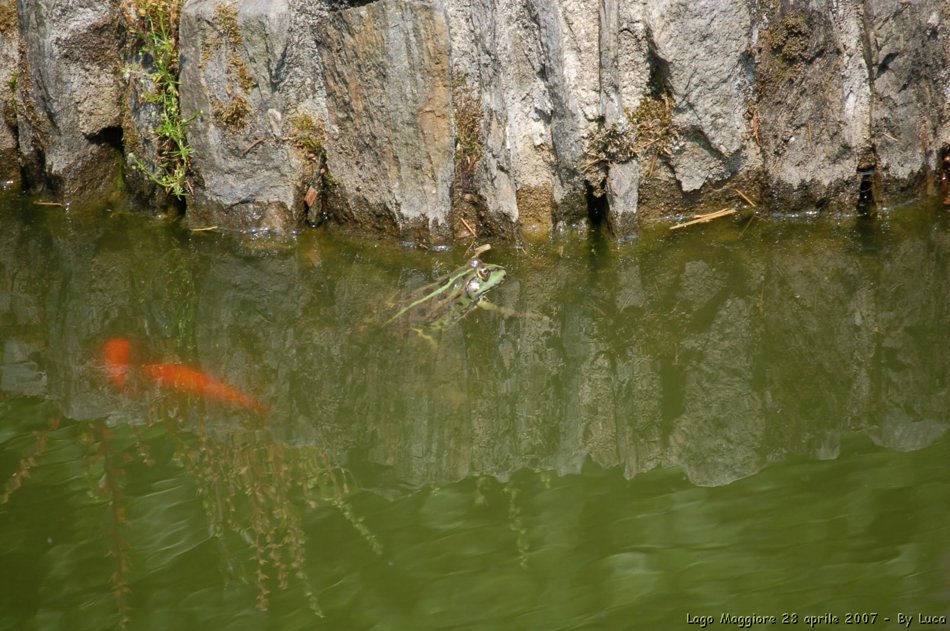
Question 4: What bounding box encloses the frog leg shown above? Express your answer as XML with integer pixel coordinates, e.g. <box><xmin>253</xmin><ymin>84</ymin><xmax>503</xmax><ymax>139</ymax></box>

<box><xmin>476</xmin><ymin>299</ymin><xmax>524</xmax><ymax>319</ymax></box>
<box><xmin>412</xmin><ymin>327</ymin><xmax>439</xmax><ymax>349</ymax></box>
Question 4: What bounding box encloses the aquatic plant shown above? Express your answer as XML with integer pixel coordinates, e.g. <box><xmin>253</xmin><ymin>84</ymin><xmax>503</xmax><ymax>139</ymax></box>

<box><xmin>80</xmin><ymin>421</ymin><xmax>134</xmax><ymax>629</ymax></box>
<box><xmin>122</xmin><ymin>0</ymin><xmax>196</xmax><ymax>198</ymax></box>
<box><xmin>0</xmin><ymin>414</ymin><xmax>60</xmax><ymax>505</ymax></box>
<box><xmin>1</xmin><ymin>397</ymin><xmax>378</xmax><ymax>625</ymax></box>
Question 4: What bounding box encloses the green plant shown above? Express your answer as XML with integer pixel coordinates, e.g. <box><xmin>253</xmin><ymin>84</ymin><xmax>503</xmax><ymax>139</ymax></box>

<box><xmin>122</xmin><ymin>0</ymin><xmax>196</xmax><ymax>199</ymax></box>
<box><xmin>289</xmin><ymin>113</ymin><xmax>335</xmax><ymax>215</ymax></box>
<box><xmin>289</xmin><ymin>113</ymin><xmax>327</xmax><ymax>162</ymax></box>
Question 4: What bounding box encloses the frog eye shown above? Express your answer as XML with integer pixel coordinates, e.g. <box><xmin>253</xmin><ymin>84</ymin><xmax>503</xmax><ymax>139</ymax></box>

<box><xmin>476</xmin><ymin>265</ymin><xmax>490</xmax><ymax>281</ymax></box>
<box><xmin>469</xmin><ymin>258</ymin><xmax>482</xmax><ymax>269</ymax></box>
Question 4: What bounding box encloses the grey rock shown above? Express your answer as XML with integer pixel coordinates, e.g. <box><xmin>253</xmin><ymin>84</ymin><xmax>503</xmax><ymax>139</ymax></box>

<box><xmin>179</xmin><ymin>0</ymin><xmax>316</xmax><ymax>232</ymax></box>
<box><xmin>5</xmin><ymin>0</ymin><xmax>948</xmax><ymax>235</ymax></box>
<box><xmin>646</xmin><ymin>0</ymin><xmax>760</xmax><ymax>192</ymax></box>
<box><xmin>15</xmin><ymin>0</ymin><xmax>123</xmax><ymax>205</ymax></box>
<box><xmin>319</xmin><ymin>0</ymin><xmax>455</xmax><ymax>238</ymax></box>
<box><xmin>605</xmin><ymin>159</ymin><xmax>639</xmax><ymax>233</ymax></box>
<box><xmin>755</xmin><ymin>4</ymin><xmax>870</xmax><ymax>210</ymax></box>
<box><xmin>865</xmin><ymin>0</ymin><xmax>946</xmax><ymax>201</ymax></box>
<box><xmin>0</xmin><ymin>1</ymin><xmax>18</xmax><ymax>184</ymax></box>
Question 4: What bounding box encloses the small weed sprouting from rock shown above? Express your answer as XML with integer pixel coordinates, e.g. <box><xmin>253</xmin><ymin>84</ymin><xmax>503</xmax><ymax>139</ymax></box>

<box><xmin>450</xmin><ymin>73</ymin><xmax>488</xmax><ymax>238</ymax></box>
<box><xmin>289</xmin><ymin>113</ymin><xmax>327</xmax><ymax>164</ymax></box>
<box><xmin>122</xmin><ymin>0</ymin><xmax>196</xmax><ymax>199</ymax></box>
<box><xmin>582</xmin><ymin>124</ymin><xmax>635</xmax><ymax>197</ymax></box>
<box><xmin>453</xmin><ymin>74</ymin><xmax>483</xmax><ymax>197</ymax></box>
<box><xmin>288</xmin><ymin>113</ymin><xmax>334</xmax><ymax>220</ymax></box>
<box><xmin>582</xmin><ymin>93</ymin><xmax>679</xmax><ymax>195</ymax></box>
<box><xmin>628</xmin><ymin>92</ymin><xmax>679</xmax><ymax>171</ymax></box>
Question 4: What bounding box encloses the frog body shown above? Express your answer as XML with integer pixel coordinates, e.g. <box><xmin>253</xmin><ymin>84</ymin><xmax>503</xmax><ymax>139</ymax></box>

<box><xmin>385</xmin><ymin>257</ymin><xmax>507</xmax><ymax>335</ymax></box>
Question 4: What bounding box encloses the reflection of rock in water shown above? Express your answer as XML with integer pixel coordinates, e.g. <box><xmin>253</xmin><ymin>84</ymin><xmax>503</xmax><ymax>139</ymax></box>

<box><xmin>669</xmin><ymin>297</ymin><xmax>766</xmax><ymax>487</ymax></box>
<box><xmin>1</xmin><ymin>204</ymin><xmax>948</xmax><ymax>489</ymax></box>
<box><xmin>2</xmin><ymin>340</ymin><xmax>47</xmax><ymax>397</ymax></box>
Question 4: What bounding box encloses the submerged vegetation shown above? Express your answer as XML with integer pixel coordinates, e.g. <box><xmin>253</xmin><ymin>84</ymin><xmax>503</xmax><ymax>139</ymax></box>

<box><xmin>122</xmin><ymin>0</ymin><xmax>196</xmax><ymax>199</ymax></box>
<box><xmin>0</xmin><ymin>400</ymin><xmax>377</xmax><ymax>627</ymax></box>
<box><xmin>582</xmin><ymin>93</ymin><xmax>679</xmax><ymax>196</ymax></box>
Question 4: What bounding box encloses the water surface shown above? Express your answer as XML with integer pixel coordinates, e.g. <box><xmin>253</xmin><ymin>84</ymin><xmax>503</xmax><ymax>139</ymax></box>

<box><xmin>1</xmin><ymin>192</ymin><xmax>948</xmax><ymax>629</ymax></box>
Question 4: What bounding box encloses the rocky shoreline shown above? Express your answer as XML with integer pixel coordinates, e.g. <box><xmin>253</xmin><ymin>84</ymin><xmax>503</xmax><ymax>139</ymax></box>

<box><xmin>1</xmin><ymin>0</ymin><xmax>947</xmax><ymax>241</ymax></box>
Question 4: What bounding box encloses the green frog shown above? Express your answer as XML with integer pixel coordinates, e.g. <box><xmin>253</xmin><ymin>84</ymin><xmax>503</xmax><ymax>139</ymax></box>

<box><xmin>385</xmin><ymin>254</ymin><xmax>507</xmax><ymax>337</ymax></box>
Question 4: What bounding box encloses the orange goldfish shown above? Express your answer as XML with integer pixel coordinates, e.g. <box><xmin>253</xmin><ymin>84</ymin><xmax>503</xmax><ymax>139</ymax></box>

<box><xmin>102</xmin><ymin>337</ymin><xmax>267</xmax><ymax>414</ymax></box>
<box><xmin>103</xmin><ymin>337</ymin><xmax>132</xmax><ymax>390</ymax></box>
<box><xmin>142</xmin><ymin>362</ymin><xmax>268</xmax><ymax>414</ymax></box>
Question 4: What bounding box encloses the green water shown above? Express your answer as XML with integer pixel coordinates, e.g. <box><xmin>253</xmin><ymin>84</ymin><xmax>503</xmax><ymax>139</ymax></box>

<box><xmin>1</xmin><ymin>192</ymin><xmax>948</xmax><ymax>629</ymax></box>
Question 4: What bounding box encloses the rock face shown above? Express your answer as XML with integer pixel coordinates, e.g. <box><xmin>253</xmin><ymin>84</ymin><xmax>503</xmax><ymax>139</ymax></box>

<box><xmin>4</xmin><ymin>0</ymin><xmax>949</xmax><ymax>236</ymax></box>
<box><xmin>320</xmin><ymin>1</ymin><xmax>455</xmax><ymax>238</ymax></box>
<box><xmin>178</xmin><ymin>0</ymin><xmax>319</xmax><ymax>231</ymax></box>
<box><xmin>14</xmin><ymin>0</ymin><xmax>124</xmax><ymax>206</ymax></box>
<box><xmin>0</xmin><ymin>1</ymin><xmax>18</xmax><ymax>185</ymax></box>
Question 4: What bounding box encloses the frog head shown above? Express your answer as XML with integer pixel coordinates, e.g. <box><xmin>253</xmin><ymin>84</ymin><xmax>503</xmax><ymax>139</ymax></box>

<box><xmin>464</xmin><ymin>259</ymin><xmax>506</xmax><ymax>301</ymax></box>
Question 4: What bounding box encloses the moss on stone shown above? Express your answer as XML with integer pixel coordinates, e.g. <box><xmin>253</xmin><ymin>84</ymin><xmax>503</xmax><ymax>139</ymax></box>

<box><xmin>212</xmin><ymin>94</ymin><xmax>250</xmax><ymax>129</ymax></box>
<box><xmin>203</xmin><ymin>3</ymin><xmax>255</xmax><ymax>123</ymax></box>
<box><xmin>214</xmin><ymin>3</ymin><xmax>241</xmax><ymax>47</ymax></box>
<box><xmin>757</xmin><ymin>10</ymin><xmax>811</xmax><ymax>95</ymax></box>
<box><xmin>769</xmin><ymin>12</ymin><xmax>810</xmax><ymax>66</ymax></box>
<box><xmin>0</xmin><ymin>0</ymin><xmax>16</xmax><ymax>34</ymax></box>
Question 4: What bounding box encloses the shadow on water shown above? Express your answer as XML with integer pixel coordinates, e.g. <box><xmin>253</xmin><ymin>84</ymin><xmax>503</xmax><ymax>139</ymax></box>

<box><xmin>1</xmin><ymin>191</ymin><xmax>949</xmax><ymax>628</ymax></box>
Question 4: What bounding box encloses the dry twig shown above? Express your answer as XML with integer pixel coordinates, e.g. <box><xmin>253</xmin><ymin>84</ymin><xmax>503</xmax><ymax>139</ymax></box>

<box><xmin>670</xmin><ymin>208</ymin><xmax>736</xmax><ymax>230</ymax></box>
